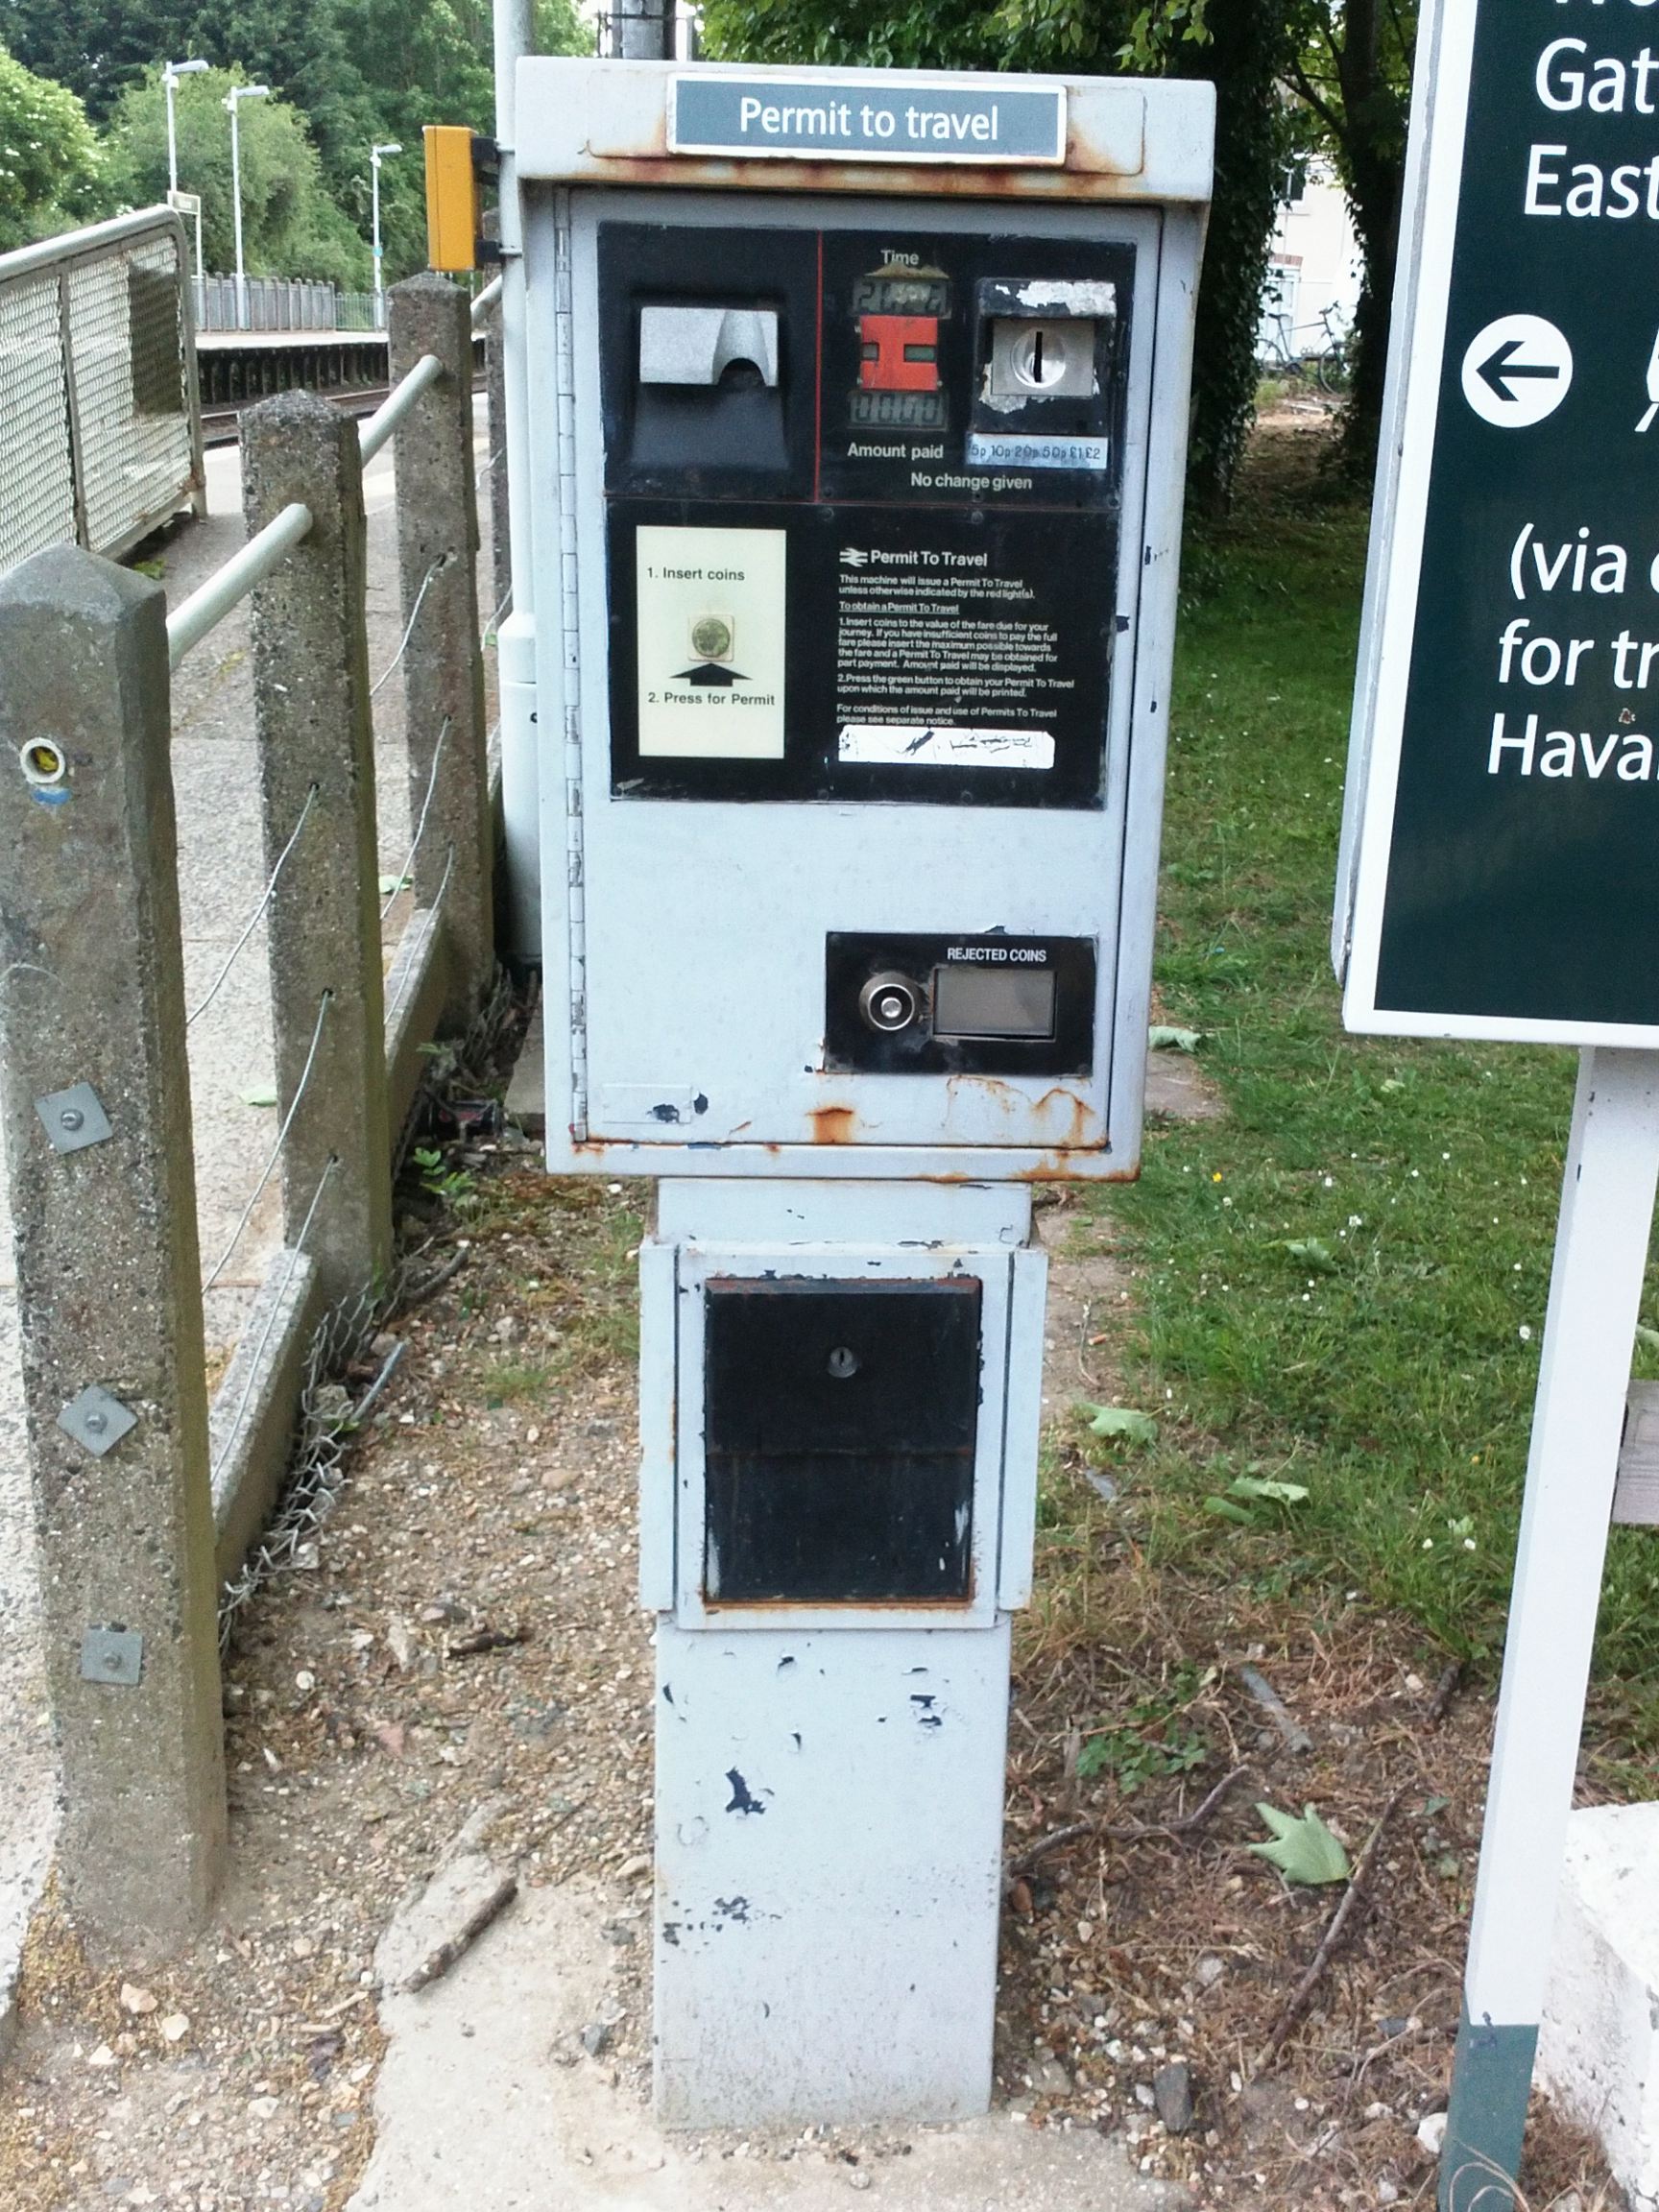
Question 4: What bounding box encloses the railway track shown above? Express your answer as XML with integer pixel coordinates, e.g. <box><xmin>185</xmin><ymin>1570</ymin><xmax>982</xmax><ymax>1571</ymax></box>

<box><xmin>199</xmin><ymin>383</ymin><xmax>394</xmax><ymax>448</ymax></box>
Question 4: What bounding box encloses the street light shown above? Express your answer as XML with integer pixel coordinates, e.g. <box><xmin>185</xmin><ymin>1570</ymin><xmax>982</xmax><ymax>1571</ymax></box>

<box><xmin>225</xmin><ymin>83</ymin><xmax>270</xmax><ymax>332</ymax></box>
<box><xmin>371</xmin><ymin>142</ymin><xmax>402</xmax><ymax>326</ymax></box>
<box><xmin>161</xmin><ymin>58</ymin><xmax>208</xmax><ymax>196</ymax></box>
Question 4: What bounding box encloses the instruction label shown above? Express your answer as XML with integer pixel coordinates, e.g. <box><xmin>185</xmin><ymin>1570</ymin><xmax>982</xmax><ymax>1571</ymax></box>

<box><xmin>833</xmin><ymin>531</ymin><xmax>1075</xmax><ymax>766</ymax></box>
<box><xmin>636</xmin><ymin>526</ymin><xmax>786</xmax><ymax>759</ymax></box>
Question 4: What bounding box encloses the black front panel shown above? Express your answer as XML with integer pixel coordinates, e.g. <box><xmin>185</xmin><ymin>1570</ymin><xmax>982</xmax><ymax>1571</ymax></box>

<box><xmin>825</xmin><ymin>930</ymin><xmax>1096</xmax><ymax>1075</ymax></box>
<box><xmin>598</xmin><ymin>219</ymin><xmax>1134</xmax><ymax>812</ymax></box>
<box><xmin>702</xmin><ymin>1278</ymin><xmax>981</xmax><ymax>1605</ymax></box>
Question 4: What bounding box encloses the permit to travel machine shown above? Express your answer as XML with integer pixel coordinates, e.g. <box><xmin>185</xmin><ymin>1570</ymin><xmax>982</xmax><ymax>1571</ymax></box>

<box><xmin>511</xmin><ymin>56</ymin><xmax>1214</xmax><ymax>2127</ymax></box>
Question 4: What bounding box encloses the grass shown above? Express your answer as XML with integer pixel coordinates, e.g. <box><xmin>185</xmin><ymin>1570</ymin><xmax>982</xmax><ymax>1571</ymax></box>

<box><xmin>1073</xmin><ymin>427</ymin><xmax>1659</xmax><ymax>1696</ymax></box>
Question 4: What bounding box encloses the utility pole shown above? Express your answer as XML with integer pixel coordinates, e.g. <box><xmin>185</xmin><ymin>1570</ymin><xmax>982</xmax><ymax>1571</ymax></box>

<box><xmin>371</xmin><ymin>142</ymin><xmax>402</xmax><ymax>326</ymax></box>
<box><xmin>612</xmin><ymin>0</ymin><xmax>675</xmax><ymax>61</ymax></box>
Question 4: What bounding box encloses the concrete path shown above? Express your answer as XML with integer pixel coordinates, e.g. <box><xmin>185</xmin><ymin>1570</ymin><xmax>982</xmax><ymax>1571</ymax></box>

<box><xmin>351</xmin><ymin>1882</ymin><xmax>1189</xmax><ymax>2212</ymax></box>
<box><xmin>0</xmin><ymin>398</ymin><xmax>495</xmax><ymax>2041</ymax></box>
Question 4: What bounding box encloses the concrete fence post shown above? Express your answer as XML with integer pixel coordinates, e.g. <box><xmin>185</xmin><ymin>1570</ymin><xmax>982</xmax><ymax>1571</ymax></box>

<box><xmin>0</xmin><ymin>546</ymin><xmax>227</xmax><ymax>1952</ymax></box>
<box><xmin>389</xmin><ymin>273</ymin><xmax>493</xmax><ymax>1026</ymax></box>
<box><xmin>241</xmin><ymin>390</ymin><xmax>393</xmax><ymax>1310</ymax></box>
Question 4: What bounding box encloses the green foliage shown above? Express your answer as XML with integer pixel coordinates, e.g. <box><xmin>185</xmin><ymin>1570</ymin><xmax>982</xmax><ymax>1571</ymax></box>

<box><xmin>102</xmin><ymin>64</ymin><xmax>370</xmax><ymax>282</ymax></box>
<box><xmin>1248</xmin><ymin>1801</ymin><xmax>1351</xmax><ymax>1886</ymax></box>
<box><xmin>1284</xmin><ymin>0</ymin><xmax>1419</xmax><ymax>475</ymax></box>
<box><xmin>700</xmin><ymin>0</ymin><xmax>1292</xmax><ymax>514</ymax></box>
<box><xmin>1202</xmin><ymin>1472</ymin><xmax>1310</xmax><ymax>1525</ymax></box>
<box><xmin>1171</xmin><ymin>0</ymin><xmax>1298</xmax><ymax>516</ymax></box>
<box><xmin>1080</xmin><ymin>1402</ymin><xmax>1160</xmax><ymax>1449</ymax></box>
<box><xmin>1075</xmin><ymin>1667</ymin><xmax>1209</xmax><ymax>1791</ymax></box>
<box><xmin>1075</xmin><ymin>435</ymin><xmax>1659</xmax><ymax>1696</ymax></box>
<box><xmin>0</xmin><ymin>38</ymin><xmax>102</xmax><ymax>247</ymax></box>
<box><xmin>2</xmin><ymin>0</ymin><xmax>591</xmax><ymax>283</ymax></box>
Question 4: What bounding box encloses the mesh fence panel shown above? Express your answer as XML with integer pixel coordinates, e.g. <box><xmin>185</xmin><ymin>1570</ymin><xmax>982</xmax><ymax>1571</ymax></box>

<box><xmin>66</xmin><ymin>232</ymin><xmax>196</xmax><ymax>558</ymax></box>
<box><xmin>0</xmin><ymin>272</ymin><xmax>76</xmax><ymax>574</ymax></box>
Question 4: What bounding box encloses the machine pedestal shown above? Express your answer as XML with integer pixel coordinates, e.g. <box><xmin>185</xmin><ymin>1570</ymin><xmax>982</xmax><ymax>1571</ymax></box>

<box><xmin>653</xmin><ymin>1620</ymin><xmax>1011</xmax><ymax>2128</ymax></box>
<box><xmin>642</xmin><ymin>1179</ymin><xmax>1043</xmax><ymax>2127</ymax></box>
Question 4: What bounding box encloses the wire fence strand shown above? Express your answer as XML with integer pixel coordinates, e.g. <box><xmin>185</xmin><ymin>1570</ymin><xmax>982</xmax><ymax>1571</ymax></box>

<box><xmin>388</xmin><ymin>844</ymin><xmax>455</xmax><ymax>1033</ymax></box>
<box><xmin>187</xmin><ymin>785</ymin><xmax>319</xmax><ymax>1031</ymax></box>
<box><xmin>380</xmin><ymin>716</ymin><xmax>452</xmax><ymax>920</ymax></box>
<box><xmin>204</xmin><ymin>992</ymin><xmax>332</xmax><ymax>1291</ymax></box>
<box><xmin>370</xmin><ymin>553</ymin><xmax>450</xmax><ymax>701</ymax></box>
<box><xmin>210</xmin><ymin>1153</ymin><xmax>339</xmax><ymax>1485</ymax></box>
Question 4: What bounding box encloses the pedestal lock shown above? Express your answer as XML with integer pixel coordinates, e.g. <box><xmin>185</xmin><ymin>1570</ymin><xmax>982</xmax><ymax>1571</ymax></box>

<box><xmin>858</xmin><ymin>971</ymin><xmax>923</xmax><ymax>1033</ymax></box>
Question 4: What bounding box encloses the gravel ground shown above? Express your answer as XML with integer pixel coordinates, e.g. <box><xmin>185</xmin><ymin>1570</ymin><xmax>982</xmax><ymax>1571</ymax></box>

<box><xmin>0</xmin><ymin>1136</ymin><xmax>1626</xmax><ymax>2211</ymax></box>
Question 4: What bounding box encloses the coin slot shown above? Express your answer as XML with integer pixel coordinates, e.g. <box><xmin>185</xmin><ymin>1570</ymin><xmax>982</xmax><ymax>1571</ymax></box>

<box><xmin>989</xmin><ymin>317</ymin><xmax>1096</xmax><ymax>401</ymax></box>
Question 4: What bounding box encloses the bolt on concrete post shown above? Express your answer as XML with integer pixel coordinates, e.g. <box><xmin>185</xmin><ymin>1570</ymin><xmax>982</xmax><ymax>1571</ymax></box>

<box><xmin>389</xmin><ymin>274</ymin><xmax>493</xmax><ymax>1027</ymax></box>
<box><xmin>0</xmin><ymin>547</ymin><xmax>227</xmax><ymax>1954</ymax></box>
<box><xmin>241</xmin><ymin>391</ymin><xmax>394</xmax><ymax>1310</ymax></box>
<box><xmin>486</xmin><ymin>298</ymin><xmax>512</xmax><ymax>630</ymax></box>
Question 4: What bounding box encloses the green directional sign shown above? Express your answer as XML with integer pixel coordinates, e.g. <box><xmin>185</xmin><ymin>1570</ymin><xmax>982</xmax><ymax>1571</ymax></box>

<box><xmin>1337</xmin><ymin>0</ymin><xmax>1659</xmax><ymax>1043</ymax></box>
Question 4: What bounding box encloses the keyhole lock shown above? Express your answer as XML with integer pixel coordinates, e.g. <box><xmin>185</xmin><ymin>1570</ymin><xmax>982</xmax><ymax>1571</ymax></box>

<box><xmin>827</xmin><ymin>1346</ymin><xmax>861</xmax><ymax>1381</ymax></box>
<box><xmin>858</xmin><ymin>972</ymin><xmax>922</xmax><ymax>1035</ymax></box>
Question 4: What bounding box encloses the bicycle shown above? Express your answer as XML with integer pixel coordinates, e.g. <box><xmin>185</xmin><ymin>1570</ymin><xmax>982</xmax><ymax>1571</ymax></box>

<box><xmin>1259</xmin><ymin>302</ymin><xmax>1353</xmax><ymax>397</ymax></box>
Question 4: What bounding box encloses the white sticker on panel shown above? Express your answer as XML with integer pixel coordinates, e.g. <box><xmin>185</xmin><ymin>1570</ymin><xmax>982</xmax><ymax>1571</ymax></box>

<box><xmin>637</xmin><ymin>525</ymin><xmax>787</xmax><ymax>758</ymax></box>
<box><xmin>838</xmin><ymin>723</ymin><xmax>1056</xmax><ymax>769</ymax></box>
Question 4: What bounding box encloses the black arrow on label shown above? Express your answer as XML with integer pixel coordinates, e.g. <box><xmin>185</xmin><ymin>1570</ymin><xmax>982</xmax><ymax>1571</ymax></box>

<box><xmin>1478</xmin><ymin>337</ymin><xmax>1563</xmax><ymax>402</ymax></box>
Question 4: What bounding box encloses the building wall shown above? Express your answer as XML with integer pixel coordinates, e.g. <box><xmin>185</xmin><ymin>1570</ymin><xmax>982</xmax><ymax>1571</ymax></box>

<box><xmin>1259</xmin><ymin>159</ymin><xmax>1363</xmax><ymax>362</ymax></box>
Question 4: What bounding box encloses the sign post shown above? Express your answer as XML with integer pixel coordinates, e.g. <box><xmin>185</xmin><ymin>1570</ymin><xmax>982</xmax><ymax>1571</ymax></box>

<box><xmin>1334</xmin><ymin>4</ymin><xmax>1659</xmax><ymax>2204</ymax></box>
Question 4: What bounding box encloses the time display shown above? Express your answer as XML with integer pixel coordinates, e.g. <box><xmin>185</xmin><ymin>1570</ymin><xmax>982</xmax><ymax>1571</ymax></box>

<box><xmin>852</xmin><ymin>275</ymin><xmax>950</xmax><ymax>318</ymax></box>
<box><xmin>849</xmin><ymin>390</ymin><xmax>949</xmax><ymax>430</ymax></box>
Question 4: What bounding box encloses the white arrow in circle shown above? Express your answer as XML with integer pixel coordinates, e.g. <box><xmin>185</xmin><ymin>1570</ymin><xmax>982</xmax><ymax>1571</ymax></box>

<box><xmin>1460</xmin><ymin>315</ymin><xmax>1574</xmax><ymax>429</ymax></box>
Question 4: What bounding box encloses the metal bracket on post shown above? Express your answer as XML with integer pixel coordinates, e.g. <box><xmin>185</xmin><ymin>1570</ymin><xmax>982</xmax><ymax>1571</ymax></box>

<box><xmin>58</xmin><ymin>1384</ymin><xmax>139</xmax><ymax>1457</ymax></box>
<box><xmin>80</xmin><ymin>1627</ymin><xmax>144</xmax><ymax>1687</ymax></box>
<box><xmin>34</xmin><ymin>1081</ymin><xmax>112</xmax><ymax>1153</ymax></box>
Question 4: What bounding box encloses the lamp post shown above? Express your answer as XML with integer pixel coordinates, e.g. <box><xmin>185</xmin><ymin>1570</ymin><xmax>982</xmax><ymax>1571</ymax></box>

<box><xmin>371</xmin><ymin>142</ymin><xmax>402</xmax><ymax>328</ymax></box>
<box><xmin>163</xmin><ymin>60</ymin><xmax>210</xmax><ymax>294</ymax></box>
<box><xmin>225</xmin><ymin>83</ymin><xmax>270</xmax><ymax>332</ymax></box>
<box><xmin>162</xmin><ymin>58</ymin><xmax>208</xmax><ymax>196</ymax></box>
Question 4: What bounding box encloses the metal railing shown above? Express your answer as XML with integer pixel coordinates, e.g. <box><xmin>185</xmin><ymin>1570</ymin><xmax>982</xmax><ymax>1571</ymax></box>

<box><xmin>193</xmin><ymin>276</ymin><xmax>387</xmax><ymax>335</ymax></box>
<box><xmin>0</xmin><ymin>206</ymin><xmax>205</xmax><ymax>574</ymax></box>
<box><xmin>169</xmin><ymin>280</ymin><xmax>504</xmax><ymax>667</ymax></box>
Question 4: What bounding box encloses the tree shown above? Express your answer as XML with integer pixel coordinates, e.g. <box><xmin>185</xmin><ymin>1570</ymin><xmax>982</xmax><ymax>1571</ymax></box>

<box><xmin>102</xmin><ymin>63</ymin><xmax>371</xmax><ymax>284</ymax></box>
<box><xmin>2</xmin><ymin>0</ymin><xmax>593</xmax><ymax>282</ymax></box>
<box><xmin>698</xmin><ymin>0</ymin><xmax>1294</xmax><ymax>515</ymax></box>
<box><xmin>1286</xmin><ymin>0</ymin><xmax>1416</xmax><ymax>477</ymax></box>
<box><xmin>0</xmin><ymin>38</ymin><xmax>102</xmax><ymax>247</ymax></box>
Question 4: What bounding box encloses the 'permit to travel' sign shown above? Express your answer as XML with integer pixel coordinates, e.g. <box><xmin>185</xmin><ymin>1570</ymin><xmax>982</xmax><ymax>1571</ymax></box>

<box><xmin>668</xmin><ymin>73</ymin><xmax>1067</xmax><ymax>165</ymax></box>
<box><xmin>1335</xmin><ymin>0</ymin><xmax>1659</xmax><ymax>1046</ymax></box>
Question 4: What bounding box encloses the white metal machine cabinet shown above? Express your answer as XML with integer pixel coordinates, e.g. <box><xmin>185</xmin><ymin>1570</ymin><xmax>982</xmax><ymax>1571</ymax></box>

<box><xmin>514</xmin><ymin>58</ymin><xmax>1214</xmax><ymax>2127</ymax></box>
